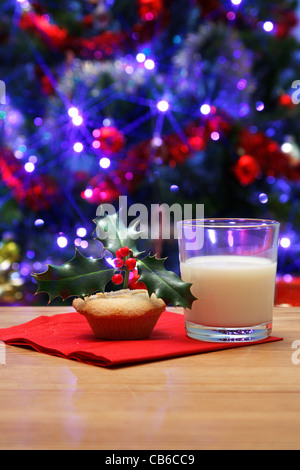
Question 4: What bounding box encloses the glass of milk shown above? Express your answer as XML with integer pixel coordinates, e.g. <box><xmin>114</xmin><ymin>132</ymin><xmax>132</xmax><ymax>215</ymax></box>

<box><xmin>177</xmin><ymin>219</ymin><xmax>280</xmax><ymax>342</ymax></box>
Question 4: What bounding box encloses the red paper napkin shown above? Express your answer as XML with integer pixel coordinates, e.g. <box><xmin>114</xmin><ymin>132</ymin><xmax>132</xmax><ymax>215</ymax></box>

<box><xmin>0</xmin><ymin>311</ymin><xmax>282</xmax><ymax>367</ymax></box>
<box><xmin>276</xmin><ymin>277</ymin><xmax>300</xmax><ymax>306</ymax></box>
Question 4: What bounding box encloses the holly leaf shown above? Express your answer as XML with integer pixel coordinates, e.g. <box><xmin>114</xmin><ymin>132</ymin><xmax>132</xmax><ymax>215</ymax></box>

<box><xmin>93</xmin><ymin>207</ymin><xmax>144</xmax><ymax>256</ymax></box>
<box><xmin>32</xmin><ymin>249</ymin><xmax>115</xmax><ymax>303</ymax></box>
<box><xmin>136</xmin><ymin>254</ymin><xmax>197</xmax><ymax>309</ymax></box>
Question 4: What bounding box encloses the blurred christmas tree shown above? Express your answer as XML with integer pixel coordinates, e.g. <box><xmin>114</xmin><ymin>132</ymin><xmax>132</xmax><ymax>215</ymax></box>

<box><xmin>0</xmin><ymin>0</ymin><xmax>300</xmax><ymax>304</ymax></box>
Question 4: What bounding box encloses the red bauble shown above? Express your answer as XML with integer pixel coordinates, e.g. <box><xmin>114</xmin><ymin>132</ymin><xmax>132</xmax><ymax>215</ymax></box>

<box><xmin>25</xmin><ymin>175</ymin><xmax>59</xmax><ymax>211</ymax></box>
<box><xmin>274</xmin><ymin>10</ymin><xmax>298</xmax><ymax>38</ymax></box>
<box><xmin>278</xmin><ymin>94</ymin><xmax>295</xmax><ymax>108</ymax></box>
<box><xmin>81</xmin><ymin>178</ymin><xmax>120</xmax><ymax>204</ymax></box>
<box><xmin>237</xmin><ymin>129</ymin><xmax>295</xmax><ymax>178</ymax></box>
<box><xmin>35</xmin><ymin>66</ymin><xmax>55</xmax><ymax>95</ymax></box>
<box><xmin>19</xmin><ymin>12</ymin><xmax>68</xmax><ymax>49</ymax></box>
<box><xmin>233</xmin><ymin>155</ymin><xmax>260</xmax><ymax>186</ymax></box>
<box><xmin>93</xmin><ymin>126</ymin><xmax>125</xmax><ymax>154</ymax></box>
<box><xmin>188</xmin><ymin>127</ymin><xmax>206</xmax><ymax>151</ymax></box>
<box><xmin>161</xmin><ymin>134</ymin><xmax>190</xmax><ymax>166</ymax></box>
<box><xmin>41</xmin><ymin>75</ymin><xmax>55</xmax><ymax>95</ymax></box>
<box><xmin>0</xmin><ymin>148</ymin><xmax>60</xmax><ymax>210</ymax></box>
<box><xmin>138</xmin><ymin>0</ymin><xmax>163</xmax><ymax>21</ymax></box>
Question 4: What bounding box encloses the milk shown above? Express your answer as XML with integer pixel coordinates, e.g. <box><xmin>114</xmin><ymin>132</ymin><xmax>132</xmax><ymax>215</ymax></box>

<box><xmin>180</xmin><ymin>256</ymin><xmax>277</xmax><ymax>328</ymax></box>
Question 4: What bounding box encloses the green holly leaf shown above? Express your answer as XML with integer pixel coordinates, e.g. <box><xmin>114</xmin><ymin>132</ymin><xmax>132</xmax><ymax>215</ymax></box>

<box><xmin>136</xmin><ymin>254</ymin><xmax>197</xmax><ymax>309</ymax></box>
<box><xmin>32</xmin><ymin>249</ymin><xmax>115</xmax><ymax>303</ymax></box>
<box><xmin>93</xmin><ymin>207</ymin><xmax>144</xmax><ymax>256</ymax></box>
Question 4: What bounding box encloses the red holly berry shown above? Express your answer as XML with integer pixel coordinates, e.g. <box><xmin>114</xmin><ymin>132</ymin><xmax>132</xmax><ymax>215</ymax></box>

<box><xmin>114</xmin><ymin>257</ymin><xmax>123</xmax><ymax>268</ymax></box>
<box><xmin>116</xmin><ymin>246</ymin><xmax>130</xmax><ymax>258</ymax></box>
<box><xmin>128</xmin><ymin>269</ymin><xmax>146</xmax><ymax>290</ymax></box>
<box><xmin>112</xmin><ymin>274</ymin><xmax>123</xmax><ymax>285</ymax></box>
<box><xmin>120</xmin><ymin>246</ymin><xmax>130</xmax><ymax>257</ymax></box>
<box><xmin>125</xmin><ymin>258</ymin><xmax>136</xmax><ymax>270</ymax></box>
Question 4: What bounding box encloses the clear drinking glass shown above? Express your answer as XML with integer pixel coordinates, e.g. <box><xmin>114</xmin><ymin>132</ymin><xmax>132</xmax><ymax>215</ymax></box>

<box><xmin>177</xmin><ymin>218</ymin><xmax>280</xmax><ymax>342</ymax></box>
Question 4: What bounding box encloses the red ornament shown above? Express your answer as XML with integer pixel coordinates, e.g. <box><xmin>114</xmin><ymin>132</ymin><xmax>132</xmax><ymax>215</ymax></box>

<box><xmin>82</xmin><ymin>14</ymin><xmax>93</xmax><ymax>28</ymax></box>
<box><xmin>125</xmin><ymin>258</ymin><xmax>136</xmax><ymax>271</ymax></box>
<box><xmin>81</xmin><ymin>177</ymin><xmax>120</xmax><ymax>204</ymax></box>
<box><xmin>35</xmin><ymin>66</ymin><xmax>55</xmax><ymax>95</ymax></box>
<box><xmin>160</xmin><ymin>134</ymin><xmax>191</xmax><ymax>166</ymax></box>
<box><xmin>188</xmin><ymin>126</ymin><xmax>206</xmax><ymax>152</ymax></box>
<box><xmin>79</xmin><ymin>31</ymin><xmax>126</xmax><ymax>58</ymax></box>
<box><xmin>0</xmin><ymin>148</ymin><xmax>59</xmax><ymax>210</ymax></box>
<box><xmin>19</xmin><ymin>10</ymin><xmax>127</xmax><ymax>59</ymax></box>
<box><xmin>233</xmin><ymin>155</ymin><xmax>261</xmax><ymax>186</ymax></box>
<box><xmin>112</xmin><ymin>274</ymin><xmax>123</xmax><ymax>285</ymax></box>
<box><xmin>278</xmin><ymin>94</ymin><xmax>295</xmax><ymax>108</ymax></box>
<box><xmin>19</xmin><ymin>12</ymin><xmax>68</xmax><ymax>49</ymax></box>
<box><xmin>41</xmin><ymin>75</ymin><xmax>55</xmax><ymax>95</ymax></box>
<box><xmin>93</xmin><ymin>126</ymin><xmax>125</xmax><ymax>154</ymax></box>
<box><xmin>274</xmin><ymin>9</ymin><xmax>298</xmax><ymax>39</ymax></box>
<box><xmin>138</xmin><ymin>0</ymin><xmax>163</xmax><ymax>21</ymax></box>
<box><xmin>237</xmin><ymin>129</ymin><xmax>298</xmax><ymax>179</ymax></box>
<box><xmin>206</xmin><ymin>114</ymin><xmax>232</xmax><ymax>135</ymax></box>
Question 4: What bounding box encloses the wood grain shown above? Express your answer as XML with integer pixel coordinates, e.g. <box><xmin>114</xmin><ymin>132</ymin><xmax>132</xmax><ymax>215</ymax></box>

<box><xmin>0</xmin><ymin>306</ymin><xmax>299</xmax><ymax>450</ymax></box>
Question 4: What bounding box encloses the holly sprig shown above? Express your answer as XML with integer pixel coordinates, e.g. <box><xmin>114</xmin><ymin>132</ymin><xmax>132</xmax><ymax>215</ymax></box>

<box><xmin>32</xmin><ymin>210</ymin><xmax>197</xmax><ymax>309</ymax></box>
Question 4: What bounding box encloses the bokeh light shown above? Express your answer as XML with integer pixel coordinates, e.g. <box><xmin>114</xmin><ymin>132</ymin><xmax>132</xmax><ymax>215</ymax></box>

<box><xmin>57</xmin><ymin>236</ymin><xmax>68</xmax><ymax>248</ymax></box>
<box><xmin>263</xmin><ymin>21</ymin><xmax>274</xmax><ymax>32</ymax></box>
<box><xmin>99</xmin><ymin>157</ymin><xmax>111</xmax><ymax>169</ymax></box>
<box><xmin>74</xmin><ymin>142</ymin><xmax>84</xmax><ymax>153</ymax></box>
<box><xmin>200</xmin><ymin>104</ymin><xmax>211</xmax><ymax>115</ymax></box>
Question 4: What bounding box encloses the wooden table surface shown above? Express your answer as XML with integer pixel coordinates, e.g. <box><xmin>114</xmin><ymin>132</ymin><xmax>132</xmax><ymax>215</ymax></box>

<box><xmin>0</xmin><ymin>306</ymin><xmax>300</xmax><ymax>450</ymax></box>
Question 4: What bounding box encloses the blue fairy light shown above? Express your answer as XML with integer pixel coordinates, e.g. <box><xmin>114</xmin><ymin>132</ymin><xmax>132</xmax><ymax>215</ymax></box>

<box><xmin>200</xmin><ymin>104</ymin><xmax>211</xmax><ymax>115</ymax></box>
<box><xmin>263</xmin><ymin>21</ymin><xmax>274</xmax><ymax>32</ymax></box>
<box><xmin>73</xmin><ymin>142</ymin><xmax>84</xmax><ymax>153</ymax></box>
<box><xmin>157</xmin><ymin>100</ymin><xmax>169</xmax><ymax>112</ymax></box>
<box><xmin>136</xmin><ymin>53</ymin><xmax>146</xmax><ymax>63</ymax></box>
<box><xmin>259</xmin><ymin>193</ymin><xmax>268</xmax><ymax>204</ymax></box>
<box><xmin>144</xmin><ymin>59</ymin><xmax>155</xmax><ymax>70</ymax></box>
<box><xmin>34</xmin><ymin>219</ymin><xmax>44</xmax><ymax>227</ymax></box>
<box><xmin>68</xmin><ymin>107</ymin><xmax>79</xmax><ymax>118</ymax></box>
<box><xmin>256</xmin><ymin>101</ymin><xmax>265</xmax><ymax>111</ymax></box>
<box><xmin>99</xmin><ymin>157</ymin><xmax>111</xmax><ymax>169</ymax></box>
<box><xmin>280</xmin><ymin>237</ymin><xmax>291</xmax><ymax>248</ymax></box>
<box><xmin>76</xmin><ymin>227</ymin><xmax>87</xmax><ymax>238</ymax></box>
<box><xmin>57</xmin><ymin>236</ymin><xmax>68</xmax><ymax>248</ymax></box>
<box><xmin>24</xmin><ymin>162</ymin><xmax>35</xmax><ymax>172</ymax></box>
